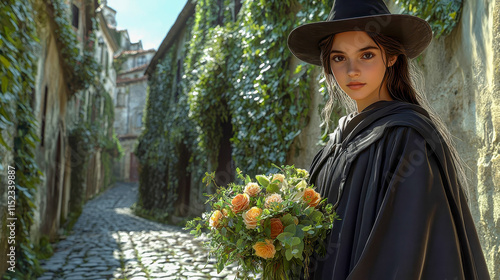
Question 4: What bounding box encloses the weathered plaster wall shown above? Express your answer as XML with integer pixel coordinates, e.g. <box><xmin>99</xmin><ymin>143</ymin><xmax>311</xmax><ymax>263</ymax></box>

<box><xmin>32</xmin><ymin>33</ymin><xmax>70</xmax><ymax>242</ymax></box>
<box><xmin>287</xmin><ymin>60</ymin><xmax>324</xmax><ymax>170</ymax></box>
<box><xmin>416</xmin><ymin>0</ymin><xmax>499</xmax><ymax>277</ymax></box>
<box><xmin>114</xmin><ymin>138</ymin><xmax>136</xmax><ymax>181</ymax></box>
<box><xmin>122</xmin><ymin>52</ymin><xmax>155</xmax><ymax>71</ymax></box>
<box><xmin>115</xmin><ymin>81</ymin><xmax>147</xmax><ymax>137</ymax></box>
<box><xmin>94</xmin><ymin>28</ymin><xmax>117</xmax><ymax>96</ymax></box>
<box><xmin>128</xmin><ymin>82</ymin><xmax>147</xmax><ymax>134</ymax></box>
<box><xmin>114</xmin><ymin>75</ymin><xmax>147</xmax><ymax>182</ymax></box>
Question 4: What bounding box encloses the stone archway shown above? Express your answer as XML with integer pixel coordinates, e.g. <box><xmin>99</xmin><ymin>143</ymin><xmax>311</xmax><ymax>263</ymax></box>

<box><xmin>215</xmin><ymin>116</ymin><xmax>234</xmax><ymax>187</ymax></box>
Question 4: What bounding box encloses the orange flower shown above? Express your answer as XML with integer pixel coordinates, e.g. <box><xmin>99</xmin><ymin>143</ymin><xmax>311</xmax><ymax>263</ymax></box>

<box><xmin>244</xmin><ymin>182</ymin><xmax>261</xmax><ymax>197</ymax></box>
<box><xmin>265</xmin><ymin>194</ymin><xmax>283</xmax><ymax>208</ymax></box>
<box><xmin>209</xmin><ymin>210</ymin><xmax>223</xmax><ymax>229</ymax></box>
<box><xmin>242</xmin><ymin>207</ymin><xmax>262</xmax><ymax>229</ymax></box>
<box><xmin>269</xmin><ymin>218</ymin><xmax>284</xmax><ymax>239</ymax></box>
<box><xmin>253</xmin><ymin>239</ymin><xmax>276</xmax><ymax>259</ymax></box>
<box><xmin>231</xmin><ymin>193</ymin><xmax>250</xmax><ymax>213</ymax></box>
<box><xmin>272</xmin><ymin>174</ymin><xmax>285</xmax><ymax>183</ymax></box>
<box><xmin>303</xmin><ymin>188</ymin><xmax>321</xmax><ymax>207</ymax></box>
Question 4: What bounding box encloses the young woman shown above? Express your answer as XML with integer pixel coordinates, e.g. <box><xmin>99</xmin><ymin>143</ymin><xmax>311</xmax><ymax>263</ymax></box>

<box><xmin>287</xmin><ymin>0</ymin><xmax>491</xmax><ymax>279</ymax></box>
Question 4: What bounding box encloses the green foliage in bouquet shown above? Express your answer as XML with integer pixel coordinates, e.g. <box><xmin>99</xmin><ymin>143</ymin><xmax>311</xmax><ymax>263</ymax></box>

<box><xmin>186</xmin><ymin>165</ymin><xmax>339</xmax><ymax>279</ymax></box>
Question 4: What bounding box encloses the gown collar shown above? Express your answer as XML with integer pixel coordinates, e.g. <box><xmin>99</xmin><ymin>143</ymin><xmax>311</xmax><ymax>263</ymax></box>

<box><xmin>340</xmin><ymin>100</ymin><xmax>429</xmax><ymax>143</ymax></box>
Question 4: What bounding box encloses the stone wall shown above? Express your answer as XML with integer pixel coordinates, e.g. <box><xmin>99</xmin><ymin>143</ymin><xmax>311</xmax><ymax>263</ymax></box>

<box><xmin>417</xmin><ymin>0</ymin><xmax>499</xmax><ymax>277</ymax></box>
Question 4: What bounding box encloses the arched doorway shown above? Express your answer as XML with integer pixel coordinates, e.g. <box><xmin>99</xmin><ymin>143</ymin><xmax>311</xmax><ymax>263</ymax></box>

<box><xmin>215</xmin><ymin>116</ymin><xmax>234</xmax><ymax>187</ymax></box>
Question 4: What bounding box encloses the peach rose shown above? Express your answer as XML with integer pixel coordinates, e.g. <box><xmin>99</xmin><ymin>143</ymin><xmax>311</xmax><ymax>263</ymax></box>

<box><xmin>242</xmin><ymin>207</ymin><xmax>262</xmax><ymax>229</ymax></box>
<box><xmin>231</xmin><ymin>193</ymin><xmax>250</xmax><ymax>213</ymax></box>
<box><xmin>269</xmin><ymin>218</ymin><xmax>284</xmax><ymax>239</ymax></box>
<box><xmin>303</xmin><ymin>188</ymin><xmax>321</xmax><ymax>207</ymax></box>
<box><xmin>272</xmin><ymin>174</ymin><xmax>285</xmax><ymax>183</ymax></box>
<box><xmin>265</xmin><ymin>193</ymin><xmax>283</xmax><ymax>208</ymax></box>
<box><xmin>253</xmin><ymin>239</ymin><xmax>276</xmax><ymax>259</ymax></box>
<box><xmin>244</xmin><ymin>182</ymin><xmax>261</xmax><ymax>197</ymax></box>
<box><xmin>209</xmin><ymin>210</ymin><xmax>223</xmax><ymax>229</ymax></box>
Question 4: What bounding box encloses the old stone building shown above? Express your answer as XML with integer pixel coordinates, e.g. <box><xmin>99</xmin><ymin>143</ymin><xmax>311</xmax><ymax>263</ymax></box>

<box><xmin>140</xmin><ymin>0</ymin><xmax>499</xmax><ymax>277</ymax></box>
<box><xmin>95</xmin><ymin>0</ymin><xmax>155</xmax><ymax>183</ymax></box>
<box><xmin>113</xmin><ymin>48</ymin><xmax>155</xmax><ymax>182</ymax></box>
<box><xmin>0</xmin><ymin>0</ymin><xmax>122</xmax><ymax>276</ymax></box>
<box><xmin>31</xmin><ymin>0</ymin><xmax>104</xmax><ymax>244</ymax></box>
<box><xmin>29</xmin><ymin>0</ymin><xmax>123</xmax><ymax>243</ymax></box>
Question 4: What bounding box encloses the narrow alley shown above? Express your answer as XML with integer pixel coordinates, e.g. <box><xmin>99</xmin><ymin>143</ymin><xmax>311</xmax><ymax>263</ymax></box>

<box><xmin>37</xmin><ymin>183</ymin><xmax>237</xmax><ymax>280</ymax></box>
<box><xmin>1</xmin><ymin>0</ymin><xmax>498</xmax><ymax>278</ymax></box>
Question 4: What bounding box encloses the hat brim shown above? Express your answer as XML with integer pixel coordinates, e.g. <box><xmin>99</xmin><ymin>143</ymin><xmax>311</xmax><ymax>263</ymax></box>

<box><xmin>287</xmin><ymin>14</ymin><xmax>433</xmax><ymax>66</ymax></box>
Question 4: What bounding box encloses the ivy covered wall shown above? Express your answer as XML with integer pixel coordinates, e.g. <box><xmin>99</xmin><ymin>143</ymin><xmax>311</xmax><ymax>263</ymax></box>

<box><xmin>136</xmin><ymin>0</ymin><xmax>333</xmax><ymax>222</ymax></box>
<box><xmin>0</xmin><ymin>0</ymin><xmax>43</xmax><ymax>277</ymax></box>
<box><xmin>0</xmin><ymin>0</ymin><xmax>121</xmax><ymax>278</ymax></box>
<box><xmin>136</xmin><ymin>0</ymin><xmax>465</xmax><ymax>220</ymax></box>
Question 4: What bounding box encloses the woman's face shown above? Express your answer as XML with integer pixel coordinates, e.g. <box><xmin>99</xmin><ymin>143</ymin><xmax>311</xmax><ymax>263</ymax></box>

<box><xmin>329</xmin><ymin>31</ymin><xmax>396</xmax><ymax>112</ymax></box>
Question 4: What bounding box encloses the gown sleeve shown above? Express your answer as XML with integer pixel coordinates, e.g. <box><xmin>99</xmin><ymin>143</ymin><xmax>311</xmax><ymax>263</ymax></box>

<box><xmin>346</xmin><ymin>126</ymin><xmax>490</xmax><ymax>280</ymax></box>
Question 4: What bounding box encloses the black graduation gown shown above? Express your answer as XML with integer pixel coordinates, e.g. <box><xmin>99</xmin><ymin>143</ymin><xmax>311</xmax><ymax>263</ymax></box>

<box><xmin>306</xmin><ymin>100</ymin><xmax>490</xmax><ymax>280</ymax></box>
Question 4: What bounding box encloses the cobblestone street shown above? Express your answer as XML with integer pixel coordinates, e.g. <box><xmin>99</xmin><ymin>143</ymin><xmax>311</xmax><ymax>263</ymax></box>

<box><xmin>37</xmin><ymin>182</ymin><xmax>238</xmax><ymax>280</ymax></box>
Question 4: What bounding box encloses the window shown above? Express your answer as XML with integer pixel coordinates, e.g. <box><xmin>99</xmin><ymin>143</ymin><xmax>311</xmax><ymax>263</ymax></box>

<box><xmin>41</xmin><ymin>86</ymin><xmax>48</xmax><ymax>147</ymax></box>
<box><xmin>174</xmin><ymin>59</ymin><xmax>182</xmax><ymax>101</ymax></box>
<box><xmin>176</xmin><ymin>59</ymin><xmax>182</xmax><ymax>84</ymax></box>
<box><xmin>137</xmin><ymin>56</ymin><xmax>146</xmax><ymax>66</ymax></box>
<box><xmin>98</xmin><ymin>37</ymin><xmax>105</xmax><ymax>64</ymax></box>
<box><xmin>71</xmin><ymin>4</ymin><xmax>79</xmax><ymax>29</ymax></box>
<box><xmin>136</xmin><ymin>113</ymin><xmax>143</xmax><ymax>127</ymax></box>
<box><xmin>233</xmin><ymin>0</ymin><xmax>242</xmax><ymax>21</ymax></box>
<box><xmin>217</xmin><ymin>0</ymin><xmax>224</xmax><ymax>26</ymax></box>
<box><xmin>104</xmin><ymin>51</ymin><xmax>109</xmax><ymax>76</ymax></box>
<box><xmin>117</xmin><ymin>90</ymin><xmax>125</xmax><ymax>107</ymax></box>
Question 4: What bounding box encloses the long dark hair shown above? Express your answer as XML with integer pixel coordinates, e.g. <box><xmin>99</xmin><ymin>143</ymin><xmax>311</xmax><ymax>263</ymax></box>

<box><xmin>319</xmin><ymin>31</ymin><xmax>469</xmax><ymax>194</ymax></box>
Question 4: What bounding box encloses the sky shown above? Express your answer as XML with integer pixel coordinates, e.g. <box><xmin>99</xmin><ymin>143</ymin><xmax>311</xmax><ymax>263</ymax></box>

<box><xmin>106</xmin><ymin>0</ymin><xmax>187</xmax><ymax>50</ymax></box>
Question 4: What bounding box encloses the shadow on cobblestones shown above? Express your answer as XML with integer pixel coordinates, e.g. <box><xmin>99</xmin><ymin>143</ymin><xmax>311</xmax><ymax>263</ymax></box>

<box><xmin>37</xmin><ymin>182</ymin><xmax>238</xmax><ymax>280</ymax></box>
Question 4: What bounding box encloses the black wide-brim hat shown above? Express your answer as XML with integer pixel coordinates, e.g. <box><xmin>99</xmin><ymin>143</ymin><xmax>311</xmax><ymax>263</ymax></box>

<box><xmin>288</xmin><ymin>0</ymin><xmax>433</xmax><ymax>66</ymax></box>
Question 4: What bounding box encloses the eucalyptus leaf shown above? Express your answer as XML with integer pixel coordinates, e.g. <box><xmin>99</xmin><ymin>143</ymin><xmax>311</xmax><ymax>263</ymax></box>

<box><xmin>284</xmin><ymin>224</ymin><xmax>296</xmax><ymax>235</ymax></box>
<box><xmin>266</xmin><ymin>183</ymin><xmax>280</xmax><ymax>193</ymax></box>
<box><xmin>255</xmin><ymin>174</ymin><xmax>270</xmax><ymax>187</ymax></box>
<box><xmin>285</xmin><ymin>249</ymin><xmax>293</xmax><ymax>261</ymax></box>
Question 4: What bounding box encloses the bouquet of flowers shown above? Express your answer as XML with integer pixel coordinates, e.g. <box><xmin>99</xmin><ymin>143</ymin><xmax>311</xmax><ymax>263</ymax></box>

<box><xmin>185</xmin><ymin>165</ymin><xmax>338</xmax><ymax>279</ymax></box>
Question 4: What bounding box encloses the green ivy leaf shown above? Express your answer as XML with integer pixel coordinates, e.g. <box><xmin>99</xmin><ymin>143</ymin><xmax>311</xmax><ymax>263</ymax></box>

<box><xmin>0</xmin><ymin>55</ymin><xmax>11</xmax><ymax>68</ymax></box>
